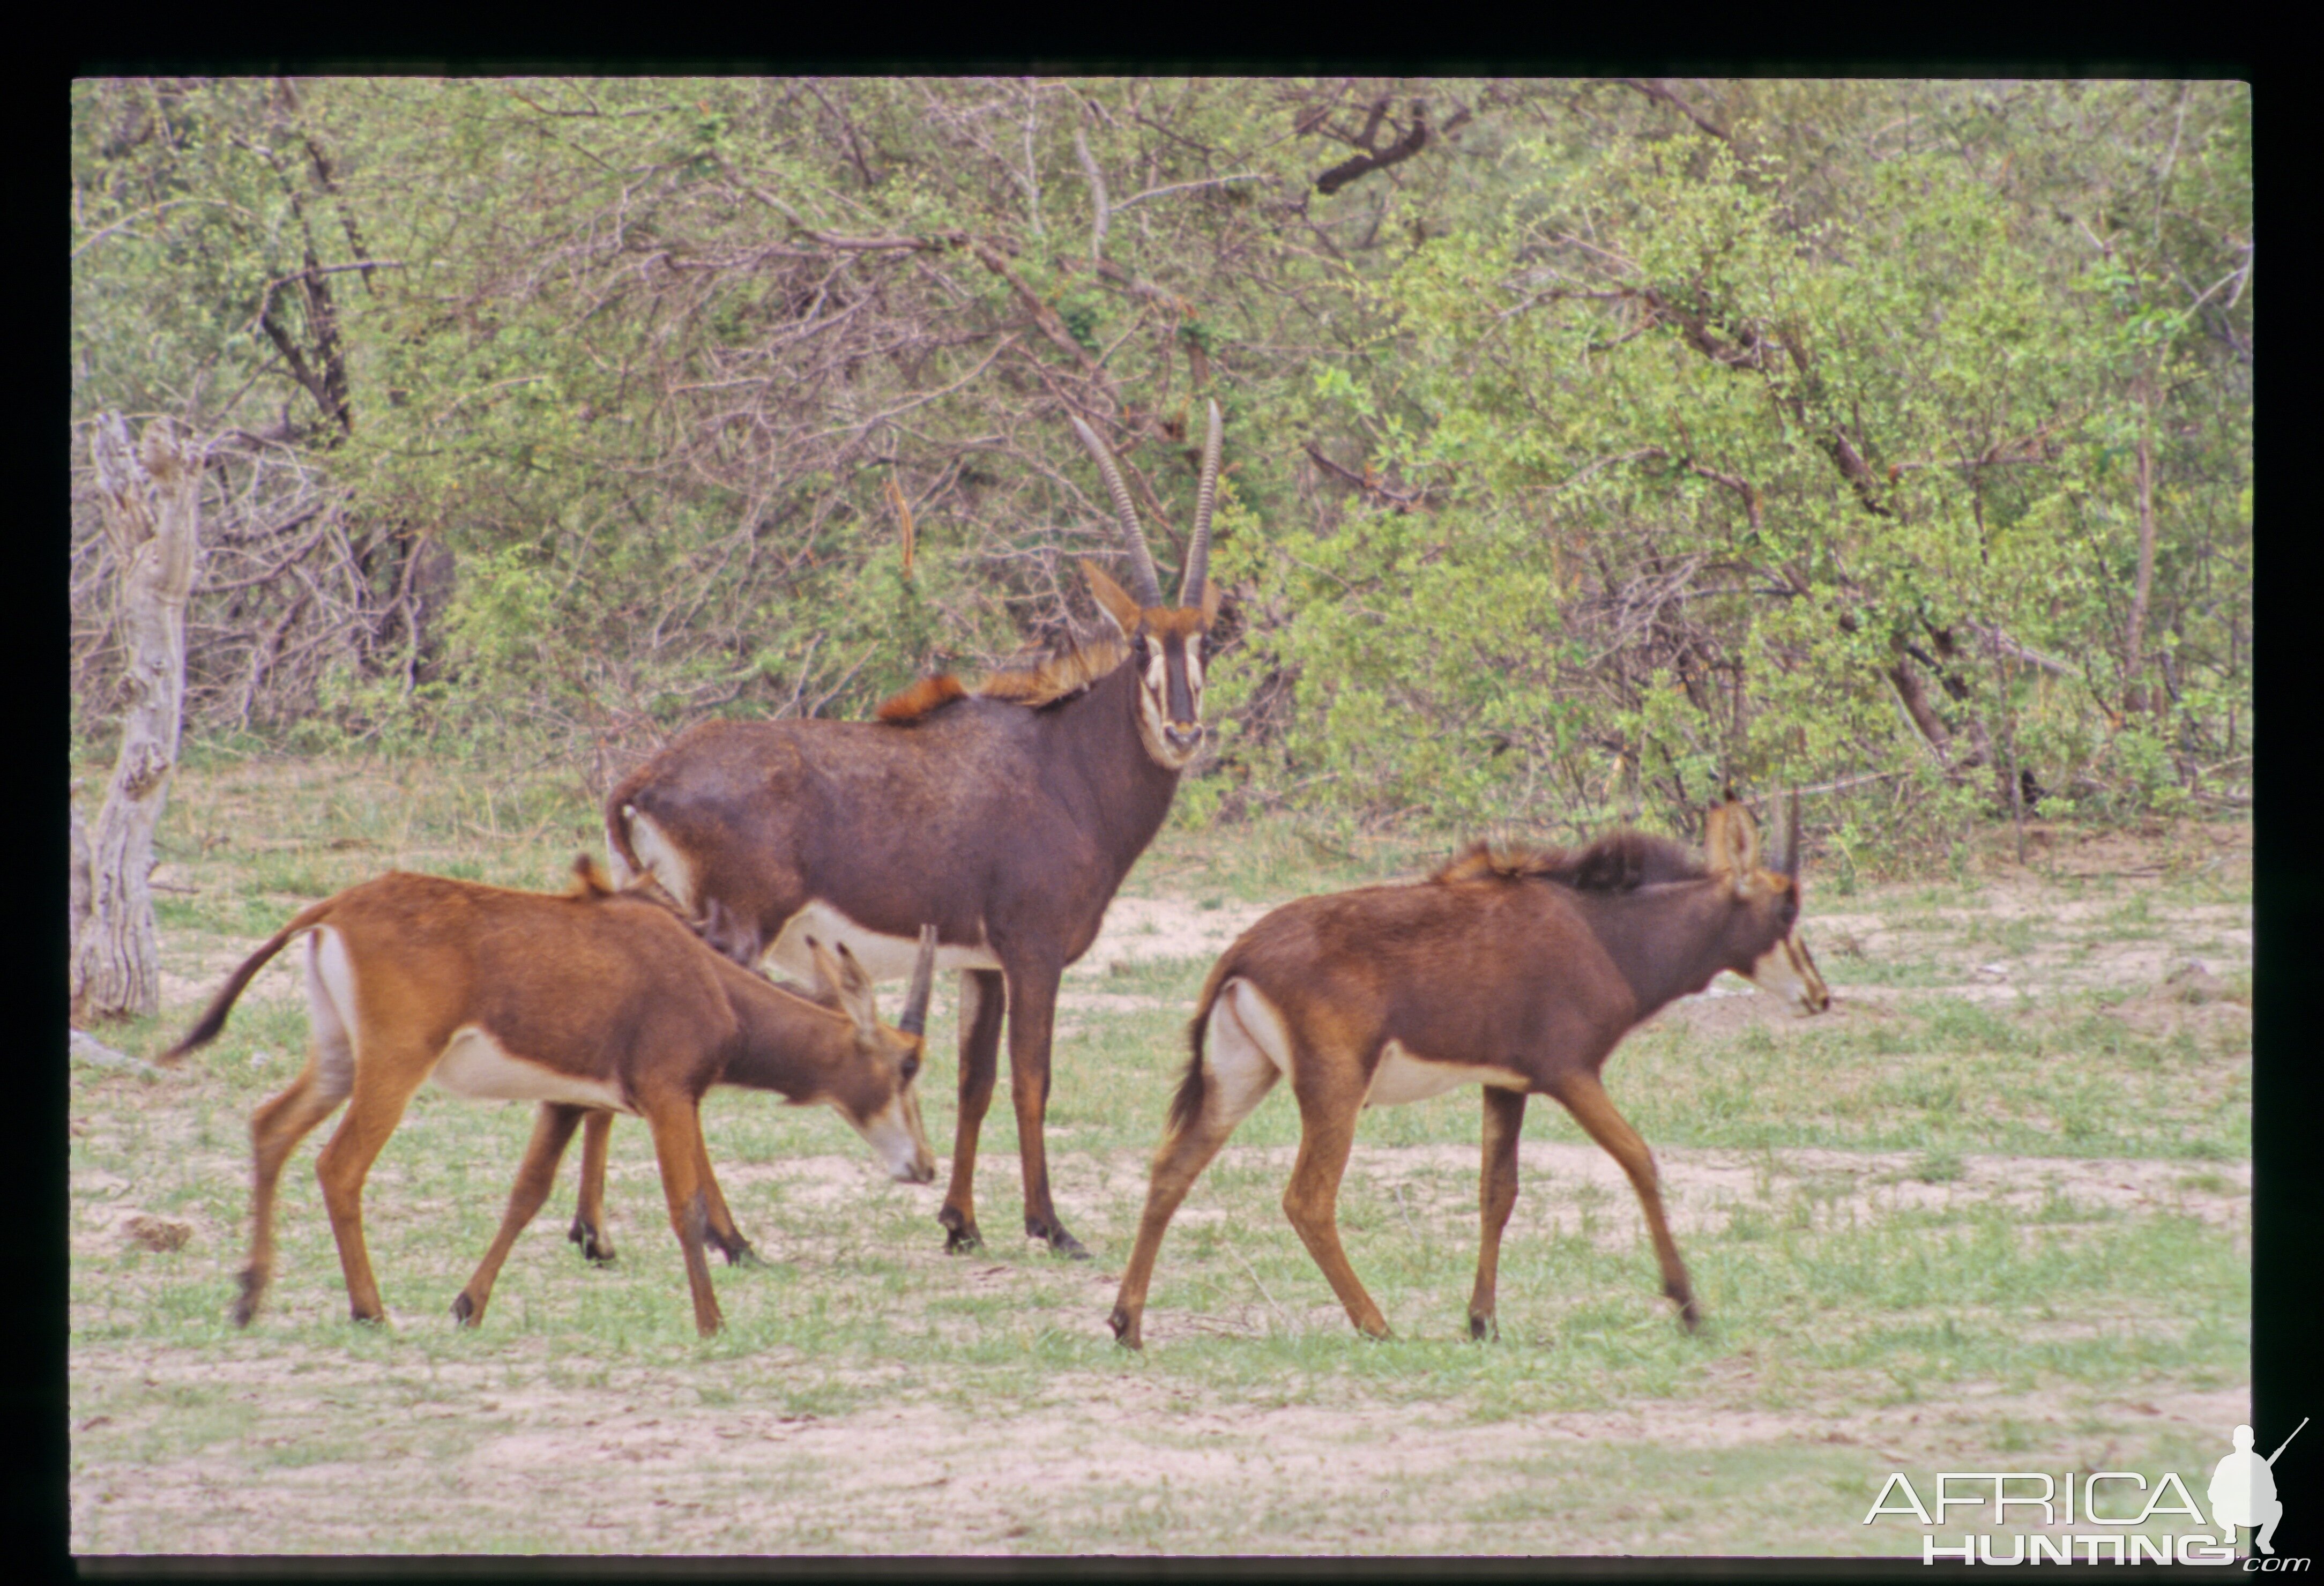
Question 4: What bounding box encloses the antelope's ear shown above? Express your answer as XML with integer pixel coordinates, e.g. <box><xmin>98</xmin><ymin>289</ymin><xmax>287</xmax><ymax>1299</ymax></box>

<box><xmin>1725</xmin><ymin>801</ymin><xmax>1762</xmax><ymax>895</ymax></box>
<box><xmin>818</xmin><ymin>941</ymin><xmax>881</xmax><ymax>1036</ymax></box>
<box><xmin>1702</xmin><ymin>803</ymin><xmax>1732</xmax><ymax>874</ymax></box>
<box><xmin>1082</xmin><ymin>558</ymin><xmax>1144</xmax><ymax>639</ymax></box>
<box><xmin>1198</xmin><ymin>578</ymin><xmax>1222</xmax><ymax>625</ymax></box>
<box><xmin>805</xmin><ymin>935</ymin><xmax>845</xmax><ymax>1002</ymax></box>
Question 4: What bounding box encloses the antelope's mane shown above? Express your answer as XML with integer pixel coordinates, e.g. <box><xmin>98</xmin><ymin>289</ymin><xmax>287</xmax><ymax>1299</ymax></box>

<box><xmin>1432</xmin><ymin>832</ymin><xmax>1707</xmax><ymax>893</ymax></box>
<box><xmin>875</xmin><ymin>633</ymin><xmax>1131</xmax><ymax>724</ymax></box>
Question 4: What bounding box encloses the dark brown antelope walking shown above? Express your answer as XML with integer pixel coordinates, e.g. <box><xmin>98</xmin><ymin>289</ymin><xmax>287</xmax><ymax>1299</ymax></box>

<box><xmin>159</xmin><ymin>859</ymin><xmax>938</xmax><ymax>1337</ymax></box>
<box><xmin>1107</xmin><ymin>795</ymin><xmax>1830</xmax><ymax>1349</ymax></box>
<box><xmin>599</xmin><ymin>403</ymin><xmax>1228</xmax><ymax>1259</ymax></box>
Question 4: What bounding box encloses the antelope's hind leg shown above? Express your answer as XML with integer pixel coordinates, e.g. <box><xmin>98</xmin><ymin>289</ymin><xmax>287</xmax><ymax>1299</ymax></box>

<box><xmin>311</xmin><ymin>1033</ymin><xmax>433</xmax><ymax>1326</ymax></box>
<box><xmin>567</xmin><ymin>1108</ymin><xmax>616</xmax><ymax>1263</ymax></box>
<box><xmin>1280</xmin><ymin>1024</ymin><xmax>1390</xmax><ymax>1340</ymax></box>
<box><xmin>237</xmin><ymin>930</ymin><xmax>359</xmax><ymax>1326</ymax></box>
<box><xmin>453</xmin><ymin>1102</ymin><xmax>589</xmax><ymax>1326</ymax></box>
<box><xmin>238</xmin><ymin>1049</ymin><xmax>354</xmax><ymax>1326</ymax></box>
<box><xmin>1109</xmin><ymin>980</ymin><xmax>1285</xmax><ymax>1349</ymax></box>
<box><xmin>937</xmin><ymin>969</ymin><xmax>1004</xmax><ymax>1254</ymax></box>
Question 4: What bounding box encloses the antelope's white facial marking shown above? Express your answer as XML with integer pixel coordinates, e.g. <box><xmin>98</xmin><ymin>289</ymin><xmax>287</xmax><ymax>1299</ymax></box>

<box><xmin>850</xmin><ymin>1085</ymin><xmax>938</xmax><ymax>1183</ymax></box>
<box><xmin>1746</xmin><ymin>930</ymin><xmax>1831</xmax><ymax>1015</ymax></box>
<box><xmin>1137</xmin><ymin>631</ymin><xmax>1207</xmax><ymax>770</ymax></box>
<box><xmin>1365</xmin><ymin>1041</ymin><xmax>1531</xmax><ymax>1108</ymax></box>
<box><xmin>431</xmin><ymin>1025</ymin><xmax>630</xmax><ymax>1110</ymax></box>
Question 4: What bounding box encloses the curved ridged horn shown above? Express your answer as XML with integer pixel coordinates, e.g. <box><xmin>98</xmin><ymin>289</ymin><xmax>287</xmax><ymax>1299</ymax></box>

<box><xmin>1782</xmin><ymin>789</ymin><xmax>1802</xmax><ymax>880</ymax></box>
<box><xmin>1069</xmin><ymin>415</ymin><xmax>1164</xmax><ymax>608</ymax></box>
<box><xmin>1179</xmin><ymin>398</ymin><xmax>1221</xmax><ymax>608</ymax></box>
<box><xmin>898</xmin><ymin>924</ymin><xmax>938</xmax><ymax>1037</ymax></box>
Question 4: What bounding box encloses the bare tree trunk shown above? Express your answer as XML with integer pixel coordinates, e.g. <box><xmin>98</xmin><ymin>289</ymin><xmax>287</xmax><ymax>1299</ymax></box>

<box><xmin>71</xmin><ymin>416</ymin><xmax>202</xmax><ymax>1024</ymax></box>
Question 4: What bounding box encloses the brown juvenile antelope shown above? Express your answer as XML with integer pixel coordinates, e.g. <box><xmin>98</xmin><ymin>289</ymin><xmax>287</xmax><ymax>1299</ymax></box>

<box><xmin>159</xmin><ymin>859</ymin><xmax>938</xmax><ymax>1337</ymax></box>
<box><xmin>599</xmin><ymin>403</ymin><xmax>1228</xmax><ymax>1260</ymax></box>
<box><xmin>1107</xmin><ymin>795</ymin><xmax>1830</xmax><ymax>1350</ymax></box>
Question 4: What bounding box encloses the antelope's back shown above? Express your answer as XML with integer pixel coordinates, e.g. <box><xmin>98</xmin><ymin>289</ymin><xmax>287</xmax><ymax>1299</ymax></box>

<box><xmin>1212</xmin><ymin>872</ymin><xmax>1619</xmax><ymax>1058</ymax></box>
<box><xmin>324</xmin><ymin>872</ymin><xmax>742</xmax><ymax>1081</ymax></box>
<box><xmin>609</xmin><ymin>680</ymin><xmax>1157</xmax><ymax>962</ymax></box>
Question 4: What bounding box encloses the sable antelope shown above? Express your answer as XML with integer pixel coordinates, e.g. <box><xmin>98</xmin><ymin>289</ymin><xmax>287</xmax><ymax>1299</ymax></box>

<box><xmin>1107</xmin><ymin>795</ymin><xmax>1830</xmax><ymax>1349</ymax></box>
<box><xmin>601</xmin><ymin>403</ymin><xmax>1228</xmax><ymax>1259</ymax></box>
<box><xmin>159</xmin><ymin>859</ymin><xmax>939</xmax><ymax>1337</ymax></box>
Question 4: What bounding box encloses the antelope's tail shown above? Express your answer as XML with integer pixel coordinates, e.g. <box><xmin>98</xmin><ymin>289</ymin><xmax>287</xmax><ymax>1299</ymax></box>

<box><xmin>1167</xmin><ymin>955</ymin><xmax>1239</xmax><ymax>1138</ymax></box>
<box><xmin>157</xmin><ymin>901</ymin><xmax>331</xmax><ymax>1066</ymax></box>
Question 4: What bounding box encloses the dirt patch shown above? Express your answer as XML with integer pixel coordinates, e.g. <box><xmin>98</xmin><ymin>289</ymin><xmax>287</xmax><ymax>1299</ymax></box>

<box><xmin>1068</xmin><ymin>894</ymin><xmax>1273</xmax><ymax>976</ymax></box>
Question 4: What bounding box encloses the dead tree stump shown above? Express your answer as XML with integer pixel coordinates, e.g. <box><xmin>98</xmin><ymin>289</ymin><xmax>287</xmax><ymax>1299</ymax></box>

<box><xmin>71</xmin><ymin>415</ymin><xmax>202</xmax><ymax>1024</ymax></box>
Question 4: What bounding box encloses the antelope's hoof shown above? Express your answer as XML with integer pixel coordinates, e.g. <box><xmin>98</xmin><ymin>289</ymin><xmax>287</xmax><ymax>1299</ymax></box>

<box><xmin>1674</xmin><ymin>1294</ymin><xmax>1702</xmax><ymax>1333</ymax></box>
<box><xmin>1468</xmin><ymin>1313</ymin><xmax>1498</xmax><ymax>1343</ymax></box>
<box><xmin>1107</xmin><ymin>1306</ymin><xmax>1142</xmax><ymax>1350</ymax></box>
<box><xmin>568</xmin><ymin>1219</ymin><xmax>615</xmax><ymax>1264</ymax></box>
<box><xmin>938</xmin><ymin>1207</ymin><xmax>982</xmax><ymax>1254</ymax></box>
<box><xmin>232</xmin><ymin>1270</ymin><xmax>263</xmax><ymax>1327</ymax></box>
<box><xmin>727</xmin><ymin>1244</ymin><xmax>766</xmax><ymax>1270</ymax></box>
<box><xmin>1034</xmin><ymin>1223</ymin><xmax>1090</xmax><ymax>1260</ymax></box>
<box><xmin>450</xmin><ymin>1292</ymin><xmax>478</xmax><ymax>1327</ymax></box>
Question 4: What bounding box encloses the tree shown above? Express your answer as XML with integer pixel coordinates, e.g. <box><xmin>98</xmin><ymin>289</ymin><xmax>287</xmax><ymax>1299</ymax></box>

<box><xmin>72</xmin><ymin>416</ymin><xmax>202</xmax><ymax>1022</ymax></box>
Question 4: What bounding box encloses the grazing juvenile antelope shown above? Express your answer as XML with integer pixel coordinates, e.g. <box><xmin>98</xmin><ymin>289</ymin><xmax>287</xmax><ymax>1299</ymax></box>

<box><xmin>602</xmin><ymin>403</ymin><xmax>1229</xmax><ymax>1259</ymax></box>
<box><xmin>159</xmin><ymin>859</ymin><xmax>938</xmax><ymax>1337</ymax></box>
<box><xmin>1107</xmin><ymin>795</ymin><xmax>1830</xmax><ymax>1350</ymax></box>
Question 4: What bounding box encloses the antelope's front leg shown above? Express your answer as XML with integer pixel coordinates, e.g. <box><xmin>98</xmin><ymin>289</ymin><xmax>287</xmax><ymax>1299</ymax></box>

<box><xmin>1001</xmin><ymin>960</ymin><xmax>1084</xmax><ymax>1257</ymax></box>
<box><xmin>639</xmin><ymin>1094</ymin><xmax>724</xmax><ymax>1337</ymax></box>
<box><xmin>456</xmin><ymin>1101</ymin><xmax>587</xmax><ymax>1326</ymax></box>
<box><xmin>1550</xmin><ymin>1070</ymin><xmax>1697</xmax><ymax>1331</ymax></box>
<box><xmin>1468</xmin><ymin>1087</ymin><xmax>1528</xmax><ymax>1341</ymax></box>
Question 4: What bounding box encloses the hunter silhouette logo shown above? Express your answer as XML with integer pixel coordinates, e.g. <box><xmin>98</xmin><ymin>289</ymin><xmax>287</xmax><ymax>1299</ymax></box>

<box><xmin>2211</xmin><ymin>1419</ymin><xmax>2303</xmax><ymax>1558</ymax></box>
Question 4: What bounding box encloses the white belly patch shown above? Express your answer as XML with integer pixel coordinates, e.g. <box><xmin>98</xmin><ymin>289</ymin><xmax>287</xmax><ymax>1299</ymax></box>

<box><xmin>768</xmin><ymin>899</ymin><xmax>1002</xmax><ymax>981</ymax></box>
<box><xmin>430</xmin><ymin>1026</ymin><xmax>628</xmax><ymax>1111</ymax></box>
<box><xmin>1364</xmin><ymin>1041</ymin><xmax>1531</xmax><ymax>1108</ymax></box>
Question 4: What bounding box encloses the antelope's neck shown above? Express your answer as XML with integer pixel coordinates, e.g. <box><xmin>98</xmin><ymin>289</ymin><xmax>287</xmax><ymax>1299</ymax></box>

<box><xmin>721</xmin><ymin>978</ymin><xmax>847</xmax><ymax>1101</ymax></box>
<box><xmin>1578</xmin><ymin>882</ymin><xmax>1737</xmax><ymax>1019</ymax></box>
<box><xmin>1054</xmin><ymin>662</ymin><xmax>1182</xmax><ymax>867</ymax></box>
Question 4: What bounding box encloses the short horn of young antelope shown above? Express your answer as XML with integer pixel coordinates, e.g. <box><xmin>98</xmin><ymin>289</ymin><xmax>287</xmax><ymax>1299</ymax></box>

<box><xmin>1107</xmin><ymin>794</ymin><xmax>1830</xmax><ymax>1350</ymax></box>
<box><xmin>160</xmin><ymin>861</ymin><xmax>938</xmax><ymax>1338</ymax></box>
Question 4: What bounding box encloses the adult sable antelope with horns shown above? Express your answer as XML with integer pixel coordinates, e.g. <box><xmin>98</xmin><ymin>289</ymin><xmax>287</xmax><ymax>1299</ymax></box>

<box><xmin>1107</xmin><ymin>794</ymin><xmax>1830</xmax><ymax>1349</ymax></box>
<box><xmin>159</xmin><ymin>859</ymin><xmax>940</xmax><ymax>1337</ymax></box>
<box><xmin>601</xmin><ymin>402</ymin><xmax>1230</xmax><ymax>1259</ymax></box>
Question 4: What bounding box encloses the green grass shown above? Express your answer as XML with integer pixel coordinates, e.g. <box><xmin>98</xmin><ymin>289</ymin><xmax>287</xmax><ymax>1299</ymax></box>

<box><xmin>70</xmin><ymin>749</ymin><xmax>2252</xmax><ymax>1555</ymax></box>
